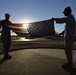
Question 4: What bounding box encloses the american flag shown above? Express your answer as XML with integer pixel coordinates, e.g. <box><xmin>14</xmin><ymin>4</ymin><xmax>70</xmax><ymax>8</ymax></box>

<box><xmin>8</xmin><ymin>19</ymin><xmax>55</xmax><ymax>37</ymax></box>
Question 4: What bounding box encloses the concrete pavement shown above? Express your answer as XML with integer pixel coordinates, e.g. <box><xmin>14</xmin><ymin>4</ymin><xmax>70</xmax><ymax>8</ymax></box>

<box><xmin>0</xmin><ymin>49</ymin><xmax>76</xmax><ymax>75</ymax></box>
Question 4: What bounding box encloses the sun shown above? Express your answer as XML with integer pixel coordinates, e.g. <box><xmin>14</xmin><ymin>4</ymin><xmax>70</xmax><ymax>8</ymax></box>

<box><xmin>20</xmin><ymin>20</ymin><xmax>30</xmax><ymax>29</ymax></box>
<box><xmin>23</xmin><ymin>23</ymin><xmax>29</xmax><ymax>29</ymax></box>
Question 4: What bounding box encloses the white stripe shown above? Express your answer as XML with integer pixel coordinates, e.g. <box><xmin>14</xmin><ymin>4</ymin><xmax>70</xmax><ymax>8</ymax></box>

<box><xmin>13</xmin><ymin>30</ymin><xmax>29</xmax><ymax>34</ymax></box>
<box><xmin>8</xmin><ymin>26</ymin><xmax>25</xmax><ymax>29</ymax></box>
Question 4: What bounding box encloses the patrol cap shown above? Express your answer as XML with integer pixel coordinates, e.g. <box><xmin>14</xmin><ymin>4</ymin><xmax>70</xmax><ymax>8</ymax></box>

<box><xmin>5</xmin><ymin>13</ymin><xmax>10</xmax><ymax>16</ymax></box>
<box><xmin>63</xmin><ymin>7</ymin><xmax>72</xmax><ymax>13</ymax></box>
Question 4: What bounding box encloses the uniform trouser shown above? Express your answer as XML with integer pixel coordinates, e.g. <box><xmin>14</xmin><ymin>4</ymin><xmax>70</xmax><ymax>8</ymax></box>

<box><xmin>64</xmin><ymin>37</ymin><xmax>75</xmax><ymax>63</ymax></box>
<box><xmin>2</xmin><ymin>36</ymin><xmax>11</xmax><ymax>55</ymax></box>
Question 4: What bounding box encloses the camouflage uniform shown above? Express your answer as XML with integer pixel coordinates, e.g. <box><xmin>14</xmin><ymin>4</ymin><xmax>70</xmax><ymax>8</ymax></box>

<box><xmin>55</xmin><ymin>14</ymin><xmax>76</xmax><ymax>63</ymax></box>
<box><xmin>0</xmin><ymin>19</ymin><xmax>12</xmax><ymax>56</ymax></box>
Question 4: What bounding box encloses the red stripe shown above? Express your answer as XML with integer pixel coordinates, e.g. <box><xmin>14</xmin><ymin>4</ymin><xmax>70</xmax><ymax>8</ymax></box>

<box><xmin>8</xmin><ymin>23</ymin><xmax>23</xmax><ymax>27</ymax></box>
<box><xmin>11</xmin><ymin>28</ymin><xmax>28</xmax><ymax>32</ymax></box>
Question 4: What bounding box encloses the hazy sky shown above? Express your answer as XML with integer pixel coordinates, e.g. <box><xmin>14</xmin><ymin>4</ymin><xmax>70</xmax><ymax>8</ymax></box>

<box><xmin>0</xmin><ymin>0</ymin><xmax>76</xmax><ymax>33</ymax></box>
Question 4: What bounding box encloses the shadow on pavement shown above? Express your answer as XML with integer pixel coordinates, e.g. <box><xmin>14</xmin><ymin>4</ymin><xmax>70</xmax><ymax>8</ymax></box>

<box><xmin>62</xmin><ymin>66</ymin><xmax>76</xmax><ymax>75</ymax></box>
<box><xmin>0</xmin><ymin>58</ymin><xmax>7</xmax><ymax>65</ymax></box>
<box><xmin>0</xmin><ymin>57</ymin><xmax>12</xmax><ymax>65</ymax></box>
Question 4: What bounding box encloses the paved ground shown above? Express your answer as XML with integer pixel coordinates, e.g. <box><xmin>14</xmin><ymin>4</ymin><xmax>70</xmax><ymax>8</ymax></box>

<box><xmin>0</xmin><ymin>49</ymin><xmax>76</xmax><ymax>75</ymax></box>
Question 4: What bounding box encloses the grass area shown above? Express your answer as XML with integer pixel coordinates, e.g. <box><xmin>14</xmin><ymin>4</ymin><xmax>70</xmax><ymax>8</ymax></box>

<box><xmin>0</xmin><ymin>39</ymin><xmax>76</xmax><ymax>54</ymax></box>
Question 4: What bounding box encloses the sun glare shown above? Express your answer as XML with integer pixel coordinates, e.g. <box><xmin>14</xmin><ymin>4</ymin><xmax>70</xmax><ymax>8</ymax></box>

<box><xmin>20</xmin><ymin>19</ymin><xmax>30</xmax><ymax>23</ymax></box>
<box><xmin>20</xmin><ymin>20</ymin><xmax>30</xmax><ymax>29</ymax></box>
<box><xmin>23</xmin><ymin>23</ymin><xmax>29</xmax><ymax>29</ymax></box>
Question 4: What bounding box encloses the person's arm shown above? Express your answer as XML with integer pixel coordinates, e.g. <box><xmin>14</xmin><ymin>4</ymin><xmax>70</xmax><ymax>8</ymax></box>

<box><xmin>53</xmin><ymin>15</ymin><xmax>73</xmax><ymax>24</ymax></box>
<box><xmin>55</xmin><ymin>17</ymin><xmax>67</xmax><ymax>23</ymax></box>
<box><xmin>0</xmin><ymin>21</ymin><xmax>2</xmax><ymax>29</ymax></box>
<box><xmin>51</xmin><ymin>18</ymin><xmax>66</xmax><ymax>23</ymax></box>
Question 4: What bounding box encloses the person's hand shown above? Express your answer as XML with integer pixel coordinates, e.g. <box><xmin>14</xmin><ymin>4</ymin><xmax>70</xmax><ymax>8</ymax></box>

<box><xmin>51</xmin><ymin>18</ymin><xmax>56</xmax><ymax>21</ymax></box>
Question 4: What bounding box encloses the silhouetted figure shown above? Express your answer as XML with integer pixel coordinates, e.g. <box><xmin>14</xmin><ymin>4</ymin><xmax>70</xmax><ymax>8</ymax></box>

<box><xmin>52</xmin><ymin>7</ymin><xmax>76</xmax><ymax>68</ymax></box>
<box><xmin>0</xmin><ymin>13</ymin><xmax>12</xmax><ymax>60</ymax></box>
